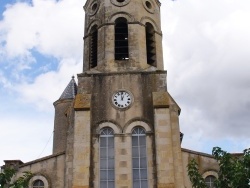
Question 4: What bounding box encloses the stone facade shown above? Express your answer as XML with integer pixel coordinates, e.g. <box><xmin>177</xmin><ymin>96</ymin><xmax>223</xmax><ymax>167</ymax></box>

<box><xmin>2</xmin><ymin>0</ymin><xmax>221</xmax><ymax>188</ymax></box>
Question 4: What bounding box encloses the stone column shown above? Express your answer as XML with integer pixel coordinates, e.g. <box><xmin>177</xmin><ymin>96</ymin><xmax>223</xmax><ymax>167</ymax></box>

<box><xmin>153</xmin><ymin>92</ymin><xmax>185</xmax><ymax>188</ymax></box>
<box><xmin>170</xmin><ymin>105</ymin><xmax>185</xmax><ymax>188</ymax></box>
<box><xmin>72</xmin><ymin>94</ymin><xmax>91</xmax><ymax>188</ymax></box>
<box><xmin>154</xmin><ymin>108</ymin><xmax>175</xmax><ymax>188</ymax></box>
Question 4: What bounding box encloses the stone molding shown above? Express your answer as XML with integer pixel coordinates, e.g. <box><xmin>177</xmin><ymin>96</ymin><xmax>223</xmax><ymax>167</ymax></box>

<box><xmin>29</xmin><ymin>174</ymin><xmax>50</xmax><ymax>188</ymax></box>
<box><xmin>202</xmin><ymin>170</ymin><xmax>218</xmax><ymax>179</ymax></box>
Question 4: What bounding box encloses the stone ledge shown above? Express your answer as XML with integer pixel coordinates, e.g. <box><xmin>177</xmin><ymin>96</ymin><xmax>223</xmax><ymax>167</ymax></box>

<box><xmin>78</xmin><ymin>70</ymin><xmax>167</xmax><ymax>77</ymax></box>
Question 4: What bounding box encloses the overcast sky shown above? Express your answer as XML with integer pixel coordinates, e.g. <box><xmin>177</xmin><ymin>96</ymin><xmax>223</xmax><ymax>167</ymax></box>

<box><xmin>0</xmin><ymin>0</ymin><xmax>250</xmax><ymax>166</ymax></box>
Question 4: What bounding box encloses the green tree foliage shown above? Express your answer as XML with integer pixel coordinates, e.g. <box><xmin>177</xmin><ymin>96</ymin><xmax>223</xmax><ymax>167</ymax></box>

<box><xmin>187</xmin><ymin>159</ymin><xmax>207</xmax><ymax>188</ymax></box>
<box><xmin>188</xmin><ymin>147</ymin><xmax>250</xmax><ymax>188</ymax></box>
<box><xmin>0</xmin><ymin>168</ymin><xmax>32</xmax><ymax>188</ymax></box>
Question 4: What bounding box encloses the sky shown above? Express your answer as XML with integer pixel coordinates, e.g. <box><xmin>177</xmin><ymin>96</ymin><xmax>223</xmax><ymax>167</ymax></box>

<box><xmin>0</xmin><ymin>0</ymin><xmax>250</xmax><ymax>166</ymax></box>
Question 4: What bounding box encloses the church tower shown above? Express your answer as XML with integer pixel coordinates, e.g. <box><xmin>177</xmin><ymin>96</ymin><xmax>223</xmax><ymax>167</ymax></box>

<box><xmin>68</xmin><ymin>0</ymin><xmax>185</xmax><ymax>187</ymax></box>
<box><xmin>2</xmin><ymin>1</ymin><xmax>221</xmax><ymax>187</ymax></box>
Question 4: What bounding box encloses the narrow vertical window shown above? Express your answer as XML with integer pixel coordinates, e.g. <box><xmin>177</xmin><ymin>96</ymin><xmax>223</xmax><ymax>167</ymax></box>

<box><xmin>90</xmin><ymin>25</ymin><xmax>98</xmax><ymax>68</ymax></box>
<box><xmin>115</xmin><ymin>18</ymin><xmax>129</xmax><ymax>60</ymax></box>
<box><xmin>132</xmin><ymin>127</ymin><xmax>148</xmax><ymax>188</ymax></box>
<box><xmin>100</xmin><ymin>128</ymin><xmax>115</xmax><ymax>188</ymax></box>
<box><xmin>145</xmin><ymin>23</ymin><xmax>156</xmax><ymax>66</ymax></box>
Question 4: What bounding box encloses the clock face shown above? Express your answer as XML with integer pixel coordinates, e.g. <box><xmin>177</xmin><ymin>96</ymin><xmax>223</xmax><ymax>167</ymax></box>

<box><xmin>112</xmin><ymin>90</ymin><xmax>133</xmax><ymax>109</ymax></box>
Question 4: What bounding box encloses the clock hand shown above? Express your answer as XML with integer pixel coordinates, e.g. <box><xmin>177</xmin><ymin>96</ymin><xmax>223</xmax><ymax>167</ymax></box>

<box><xmin>121</xmin><ymin>92</ymin><xmax>124</xmax><ymax>101</ymax></box>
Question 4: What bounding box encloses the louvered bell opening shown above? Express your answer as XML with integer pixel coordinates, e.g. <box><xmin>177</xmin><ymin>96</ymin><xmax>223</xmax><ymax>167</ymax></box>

<box><xmin>146</xmin><ymin>23</ymin><xmax>156</xmax><ymax>66</ymax></box>
<box><xmin>90</xmin><ymin>26</ymin><xmax>98</xmax><ymax>68</ymax></box>
<box><xmin>115</xmin><ymin>18</ymin><xmax>129</xmax><ymax>60</ymax></box>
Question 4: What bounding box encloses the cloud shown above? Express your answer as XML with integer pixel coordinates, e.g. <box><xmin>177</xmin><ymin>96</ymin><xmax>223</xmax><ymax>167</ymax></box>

<box><xmin>15</xmin><ymin>58</ymin><xmax>81</xmax><ymax>112</ymax></box>
<box><xmin>0</xmin><ymin>111</ymin><xmax>54</xmax><ymax>164</ymax></box>
<box><xmin>0</xmin><ymin>0</ymin><xmax>83</xmax><ymax>59</ymax></box>
<box><xmin>0</xmin><ymin>0</ymin><xmax>83</xmax><ymax>111</ymax></box>
<box><xmin>1</xmin><ymin>0</ymin><xmax>250</xmax><ymax>167</ymax></box>
<box><xmin>162</xmin><ymin>0</ymin><xmax>250</xmax><ymax>151</ymax></box>
<box><xmin>0</xmin><ymin>0</ymin><xmax>83</xmax><ymax>165</ymax></box>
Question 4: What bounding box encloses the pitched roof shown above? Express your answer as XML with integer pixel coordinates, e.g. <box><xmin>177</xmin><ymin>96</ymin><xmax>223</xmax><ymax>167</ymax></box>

<box><xmin>59</xmin><ymin>76</ymin><xmax>77</xmax><ymax>100</ymax></box>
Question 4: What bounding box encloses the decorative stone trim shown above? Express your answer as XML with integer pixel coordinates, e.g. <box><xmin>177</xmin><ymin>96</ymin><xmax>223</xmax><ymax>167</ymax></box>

<box><xmin>142</xmin><ymin>0</ymin><xmax>156</xmax><ymax>14</ymax></box>
<box><xmin>124</xmin><ymin>121</ymin><xmax>151</xmax><ymax>133</ymax></box>
<box><xmin>111</xmin><ymin>0</ymin><xmax>130</xmax><ymax>7</ymax></box>
<box><xmin>86</xmin><ymin>19</ymin><xmax>101</xmax><ymax>34</ymax></box>
<box><xmin>97</xmin><ymin>122</ymin><xmax>122</xmax><ymax>134</ymax></box>
<box><xmin>29</xmin><ymin>174</ymin><xmax>49</xmax><ymax>188</ymax></box>
<box><xmin>202</xmin><ymin>170</ymin><xmax>218</xmax><ymax>179</ymax></box>
<box><xmin>108</xmin><ymin>12</ymin><xmax>135</xmax><ymax>22</ymax></box>
<box><xmin>86</xmin><ymin>0</ymin><xmax>99</xmax><ymax>16</ymax></box>
<box><xmin>140</xmin><ymin>16</ymin><xmax>160</xmax><ymax>33</ymax></box>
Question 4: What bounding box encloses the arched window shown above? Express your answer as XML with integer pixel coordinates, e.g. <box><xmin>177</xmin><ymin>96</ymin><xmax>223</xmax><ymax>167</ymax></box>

<box><xmin>205</xmin><ymin>175</ymin><xmax>216</xmax><ymax>188</ymax></box>
<box><xmin>115</xmin><ymin>17</ymin><xmax>129</xmax><ymax>60</ymax></box>
<box><xmin>132</xmin><ymin>127</ymin><xmax>148</xmax><ymax>188</ymax></box>
<box><xmin>33</xmin><ymin>179</ymin><xmax>44</xmax><ymax>188</ymax></box>
<box><xmin>100</xmin><ymin>128</ymin><xmax>115</xmax><ymax>188</ymax></box>
<box><xmin>145</xmin><ymin>23</ymin><xmax>156</xmax><ymax>66</ymax></box>
<box><xmin>90</xmin><ymin>25</ymin><xmax>98</xmax><ymax>68</ymax></box>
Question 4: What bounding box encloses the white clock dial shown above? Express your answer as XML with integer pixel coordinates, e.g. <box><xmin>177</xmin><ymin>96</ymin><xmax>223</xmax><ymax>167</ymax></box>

<box><xmin>112</xmin><ymin>91</ymin><xmax>132</xmax><ymax>109</ymax></box>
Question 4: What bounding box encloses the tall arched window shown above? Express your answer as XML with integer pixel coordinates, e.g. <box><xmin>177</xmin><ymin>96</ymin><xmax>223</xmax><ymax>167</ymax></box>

<box><xmin>205</xmin><ymin>175</ymin><xmax>216</xmax><ymax>188</ymax></box>
<box><xmin>132</xmin><ymin>127</ymin><xmax>148</xmax><ymax>188</ymax></box>
<box><xmin>145</xmin><ymin>23</ymin><xmax>156</xmax><ymax>66</ymax></box>
<box><xmin>33</xmin><ymin>179</ymin><xmax>44</xmax><ymax>188</ymax></box>
<box><xmin>100</xmin><ymin>128</ymin><xmax>115</xmax><ymax>188</ymax></box>
<box><xmin>90</xmin><ymin>25</ymin><xmax>98</xmax><ymax>68</ymax></box>
<box><xmin>115</xmin><ymin>17</ymin><xmax>129</xmax><ymax>60</ymax></box>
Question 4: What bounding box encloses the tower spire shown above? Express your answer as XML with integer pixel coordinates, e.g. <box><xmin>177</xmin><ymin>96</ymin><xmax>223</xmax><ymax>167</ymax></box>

<box><xmin>59</xmin><ymin>76</ymin><xmax>77</xmax><ymax>100</ymax></box>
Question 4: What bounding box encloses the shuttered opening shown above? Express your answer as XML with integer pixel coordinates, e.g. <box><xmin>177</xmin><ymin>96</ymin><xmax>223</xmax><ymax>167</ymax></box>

<box><xmin>145</xmin><ymin>23</ymin><xmax>156</xmax><ymax>66</ymax></box>
<box><xmin>90</xmin><ymin>25</ymin><xmax>98</xmax><ymax>68</ymax></box>
<box><xmin>115</xmin><ymin>18</ymin><xmax>129</xmax><ymax>60</ymax></box>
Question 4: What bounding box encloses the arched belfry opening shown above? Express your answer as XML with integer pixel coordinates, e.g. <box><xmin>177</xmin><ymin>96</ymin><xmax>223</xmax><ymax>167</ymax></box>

<box><xmin>115</xmin><ymin>17</ymin><xmax>129</xmax><ymax>60</ymax></box>
<box><xmin>90</xmin><ymin>25</ymin><xmax>98</xmax><ymax>68</ymax></box>
<box><xmin>145</xmin><ymin>22</ymin><xmax>156</xmax><ymax>66</ymax></box>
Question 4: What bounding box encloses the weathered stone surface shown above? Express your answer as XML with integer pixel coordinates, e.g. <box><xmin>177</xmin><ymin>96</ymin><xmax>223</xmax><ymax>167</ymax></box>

<box><xmin>74</xmin><ymin>94</ymin><xmax>91</xmax><ymax>110</ymax></box>
<box><xmin>153</xmin><ymin>91</ymin><xmax>170</xmax><ymax>108</ymax></box>
<box><xmin>6</xmin><ymin>0</ymin><xmax>221</xmax><ymax>188</ymax></box>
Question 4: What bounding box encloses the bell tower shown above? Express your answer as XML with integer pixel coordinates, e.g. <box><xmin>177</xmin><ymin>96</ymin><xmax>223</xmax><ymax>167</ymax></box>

<box><xmin>71</xmin><ymin>0</ymin><xmax>185</xmax><ymax>187</ymax></box>
<box><xmin>83</xmin><ymin>0</ymin><xmax>164</xmax><ymax>72</ymax></box>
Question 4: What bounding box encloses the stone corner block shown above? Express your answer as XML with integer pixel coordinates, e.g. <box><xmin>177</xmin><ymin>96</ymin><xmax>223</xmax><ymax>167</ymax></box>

<box><xmin>152</xmin><ymin>92</ymin><xmax>169</xmax><ymax>108</ymax></box>
<box><xmin>74</xmin><ymin>94</ymin><xmax>91</xmax><ymax>110</ymax></box>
